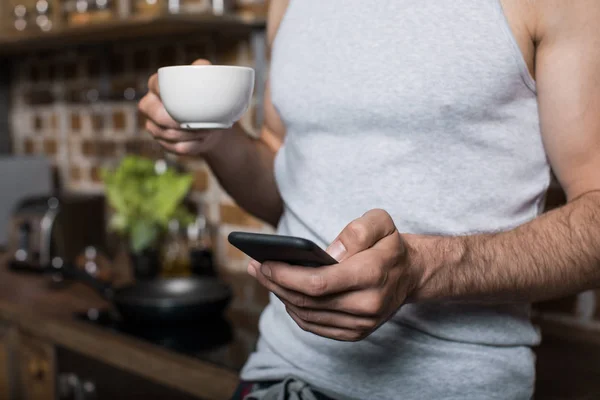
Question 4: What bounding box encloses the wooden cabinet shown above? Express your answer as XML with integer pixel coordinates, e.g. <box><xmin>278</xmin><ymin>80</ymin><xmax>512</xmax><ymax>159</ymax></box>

<box><xmin>0</xmin><ymin>319</ymin><xmax>221</xmax><ymax>400</ymax></box>
<box><xmin>18</xmin><ymin>332</ymin><xmax>55</xmax><ymax>400</ymax></box>
<box><xmin>56</xmin><ymin>347</ymin><xmax>201</xmax><ymax>400</ymax></box>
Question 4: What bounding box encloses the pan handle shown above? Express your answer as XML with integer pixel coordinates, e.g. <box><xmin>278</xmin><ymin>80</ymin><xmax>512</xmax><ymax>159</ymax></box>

<box><xmin>50</xmin><ymin>258</ymin><xmax>115</xmax><ymax>300</ymax></box>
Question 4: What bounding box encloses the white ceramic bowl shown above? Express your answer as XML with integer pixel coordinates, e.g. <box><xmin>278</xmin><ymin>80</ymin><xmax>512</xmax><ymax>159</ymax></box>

<box><xmin>158</xmin><ymin>65</ymin><xmax>255</xmax><ymax>130</ymax></box>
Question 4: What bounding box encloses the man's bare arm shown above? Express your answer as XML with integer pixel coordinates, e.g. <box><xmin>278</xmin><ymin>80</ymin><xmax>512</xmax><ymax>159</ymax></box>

<box><xmin>204</xmin><ymin>0</ymin><xmax>288</xmax><ymax>227</ymax></box>
<box><xmin>410</xmin><ymin>0</ymin><xmax>600</xmax><ymax>303</ymax></box>
<box><xmin>139</xmin><ymin>1</ymin><xmax>288</xmax><ymax>227</ymax></box>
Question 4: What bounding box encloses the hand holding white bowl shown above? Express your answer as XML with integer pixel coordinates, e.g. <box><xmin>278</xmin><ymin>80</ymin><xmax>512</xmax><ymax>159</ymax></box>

<box><xmin>138</xmin><ymin>60</ymin><xmax>255</xmax><ymax>156</ymax></box>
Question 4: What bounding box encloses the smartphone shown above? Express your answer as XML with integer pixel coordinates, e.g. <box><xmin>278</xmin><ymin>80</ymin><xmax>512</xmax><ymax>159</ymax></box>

<box><xmin>227</xmin><ymin>231</ymin><xmax>337</xmax><ymax>267</ymax></box>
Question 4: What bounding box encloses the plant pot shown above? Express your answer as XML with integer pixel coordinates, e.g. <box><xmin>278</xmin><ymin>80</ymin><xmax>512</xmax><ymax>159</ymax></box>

<box><xmin>129</xmin><ymin>249</ymin><xmax>160</xmax><ymax>280</ymax></box>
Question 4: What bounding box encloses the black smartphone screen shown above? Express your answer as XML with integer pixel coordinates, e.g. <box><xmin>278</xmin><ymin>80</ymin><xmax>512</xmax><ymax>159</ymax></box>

<box><xmin>227</xmin><ymin>232</ymin><xmax>337</xmax><ymax>267</ymax></box>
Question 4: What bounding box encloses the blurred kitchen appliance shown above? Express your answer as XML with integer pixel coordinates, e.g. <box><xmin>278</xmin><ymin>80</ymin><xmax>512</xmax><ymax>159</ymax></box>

<box><xmin>0</xmin><ymin>155</ymin><xmax>52</xmax><ymax>250</ymax></box>
<box><xmin>7</xmin><ymin>194</ymin><xmax>106</xmax><ymax>273</ymax></box>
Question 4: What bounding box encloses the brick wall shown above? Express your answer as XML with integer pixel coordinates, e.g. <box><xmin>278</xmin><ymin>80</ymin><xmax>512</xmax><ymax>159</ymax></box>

<box><xmin>9</xmin><ymin>32</ymin><xmax>272</xmax><ymax>344</ymax></box>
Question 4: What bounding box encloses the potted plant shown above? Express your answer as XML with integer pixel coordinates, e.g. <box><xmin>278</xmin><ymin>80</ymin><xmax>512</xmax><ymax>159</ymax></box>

<box><xmin>101</xmin><ymin>155</ymin><xmax>194</xmax><ymax>279</ymax></box>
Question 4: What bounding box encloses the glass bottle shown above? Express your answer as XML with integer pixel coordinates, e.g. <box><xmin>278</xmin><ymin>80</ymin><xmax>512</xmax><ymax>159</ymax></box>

<box><xmin>34</xmin><ymin>0</ymin><xmax>53</xmax><ymax>32</ymax></box>
<box><xmin>14</xmin><ymin>4</ymin><xmax>28</xmax><ymax>32</ymax></box>
<box><xmin>187</xmin><ymin>214</ymin><xmax>215</xmax><ymax>277</ymax></box>
<box><xmin>161</xmin><ymin>219</ymin><xmax>192</xmax><ymax>278</ymax></box>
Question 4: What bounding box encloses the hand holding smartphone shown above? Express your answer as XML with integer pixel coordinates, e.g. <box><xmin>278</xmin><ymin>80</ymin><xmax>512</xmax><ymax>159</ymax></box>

<box><xmin>227</xmin><ymin>232</ymin><xmax>337</xmax><ymax>267</ymax></box>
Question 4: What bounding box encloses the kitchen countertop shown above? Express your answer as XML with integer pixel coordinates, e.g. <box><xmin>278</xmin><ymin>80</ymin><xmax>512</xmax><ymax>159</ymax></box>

<box><xmin>0</xmin><ymin>260</ymin><xmax>248</xmax><ymax>400</ymax></box>
<box><xmin>3</xmin><ymin>255</ymin><xmax>600</xmax><ymax>399</ymax></box>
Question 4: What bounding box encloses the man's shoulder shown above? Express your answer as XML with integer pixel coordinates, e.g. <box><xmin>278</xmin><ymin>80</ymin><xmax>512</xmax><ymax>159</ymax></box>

<box><xmin>532</xmin><ymin>0</ymin><xmax>600</xmax><ymax>42</ymax></box>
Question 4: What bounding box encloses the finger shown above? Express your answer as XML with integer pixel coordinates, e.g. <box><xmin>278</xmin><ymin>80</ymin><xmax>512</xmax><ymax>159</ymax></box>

<box><xmin>148</xmin><ymin>73</ymin><xmax>159</xmax><ymax>95</ymax></box>
<box><xmin>286</xmin><ymin>308</ymin><xmax>368</xmax><ymax>342</ymax></box>
<box><xmin>138</xmin><ymin>92</ymin><xmax>179</xmax><ymax>129</ymax></box>
<box><xmin>192</xmin><ymin>59</ymin><xmax>212</xmax><ymax>66</ymax></box>
<box><xmin>284</xmin><ymin>302</ymin><xmax>377</xmax><ymax>331</ymax></box>
<box><xmin>145</xmin><ymin>120</ymin><xmax>214</xmax><ymax>143</ymax></box>
<box><xmin>156</xmin><ymin>139</ymin><xmax>204</xmax><ymax>156</ymax></box>
<box><xmin>263</xmin><ymin>247</ymin><xmax>392</xmax><ymax>296</ymax></box>
<box><xmin>254</xmin><ymin>265</ymin><xmax>385</xmax><ymax>317</ymax></box>
<box><xmin>326</xmin><ymin>209</ymin><xmax>397</xmax><ymax>261</ymax></box>
<box><xmin>247</xmin><ymin>259</ymin><xmax>260</xmax><ymax>277</ymax></box>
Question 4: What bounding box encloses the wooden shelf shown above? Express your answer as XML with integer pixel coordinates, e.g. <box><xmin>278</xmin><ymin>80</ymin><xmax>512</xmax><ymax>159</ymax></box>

<box><xmin>0</xmin><ymin>13</ymin><xmax>266</xmax><ymax>56</ymax></box>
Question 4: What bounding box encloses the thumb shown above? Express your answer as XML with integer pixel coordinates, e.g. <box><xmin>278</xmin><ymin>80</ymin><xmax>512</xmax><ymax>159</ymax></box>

<box><xmin>192</xmin><ymin>59</ymin><xmax>213</xmax><ymax>66</ymax></box>
<box><xmin>326</xmin><ymin>209</ymin><xmax>396</xmax><ymax>262</ymax></box>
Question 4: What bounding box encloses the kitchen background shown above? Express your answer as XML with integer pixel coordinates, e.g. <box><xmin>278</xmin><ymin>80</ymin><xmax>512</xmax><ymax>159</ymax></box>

<box><xmin>0</xmin><ymin>1</ymin><xmax>276</xmax><ymax>399</ymax></box>
<box><xmin>7</xmin><ymin>0</ymin><xmax>271</xmax><ymax>330</ymax></box>
<box><xmin>0</xmin><ymin>1</ymin><xmax>599</xmax><ymax>399</ymax></box>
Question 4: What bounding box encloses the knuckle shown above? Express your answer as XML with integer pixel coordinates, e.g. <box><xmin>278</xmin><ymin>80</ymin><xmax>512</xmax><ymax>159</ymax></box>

<box><xmin>368</xmin><ymin>208</ymin><xmax>395</xmax><ymax>232</ymax></box>
<box><xmin>373</xmin><ymin>249</ymin><xmax>392</xmax><ymax>269</ymax></box>
<box><xmin>140</xmin><ymin>97</ymin><xmax>157</xmax><ymax>118</ymax></box>
<box><xmin>356</xmin><ymin>318</ymin><xmax>377</xmax><ymax>332</ymax></box>
<box><xmin>291</xmin><ymin>314</ymin><xmax>309</xmax><ymax>331</ymax></box>
<box><xmin>376</xmin><ymin>208</ymin><xmax>392</xmax><ymax>220</ymax></box>
<box><xmin>148</xmin><ymin>74</ymin><xmax>156</xmax><ymax>89</ymax></box>
<box><xmin>293</xmin><ymin>307</ymin><xmax>307</xmax><ymax>320</ymax></box>
<box><xmin>290</xmin><ymin>293</ymin><xmax>309</xmax><ymax>309</ymax></box>
<box><xmin>161</xmin><ymin>129</ymin><xmax>182</xmax><ymax>141</ymax></box>
<box><xmin>173</xmin><ymin>142</ymin><xmax>193</xmax><ymax>155</ymax></box>
<box><xmin>362</xmin><ymin>294</ymin><xmax>384</xmax><ymax>316</ymax></box>
<box><xmin>144</xmin><ymin>121</ymin><xmax>155</xmax><ymax>135</ymax></box>
<box><xmin>156</xmin><ymin>111</ymin><xmax>176</xmax><ymax>128</ymax></box>
<box><xmin>307</xmin><ymin>274</ymin><xmax>327</xmax><ymax>296</ymax></box>
<box><xmin>370</xmin><ymin>208</ymin><xmax>392</xmax><ymax>223</ymax></box>
<box><xmin>137</xmin><ymin>97</ymin><xmax>146</xmax><ymax>112</ymax></box>
<box><xmin>348</xmin><ymin>220</ymin><xmax>371</xmax><ymax>246</ymax></box>
<box><xmin>300</xmin><ymin>309</ymin><xmax>320</xmax><ymax>324</ymax></box>
<box><xmin>367</xmin><ymin>264</ymin><xmax>387</xmax><ymax>287</ymax></box>
<box><xmin>393</xmin><ymin>233</ymin><xmax>408</xmax><ymax>259</ymax></box>
<box><xmin>345</xmin><ymin>331</ymin><xmax>365</xmax><ymax>342</ymax></box>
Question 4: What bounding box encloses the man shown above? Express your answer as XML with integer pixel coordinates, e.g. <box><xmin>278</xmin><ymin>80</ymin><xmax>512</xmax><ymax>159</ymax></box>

<box><xmin>139</xmin><ymin>0</ymin><xmax>600</xmax><ymax>398</ymax></box>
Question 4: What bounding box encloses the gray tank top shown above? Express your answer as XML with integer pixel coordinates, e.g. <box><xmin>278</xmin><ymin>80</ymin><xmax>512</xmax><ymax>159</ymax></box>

<box><xmin>241</xmin><ymin>1</ymin><xmax>548</xmax><ymax>398</ymax></box>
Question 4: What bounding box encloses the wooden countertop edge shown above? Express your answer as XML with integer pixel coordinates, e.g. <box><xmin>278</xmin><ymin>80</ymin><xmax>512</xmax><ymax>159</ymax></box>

<box><xmin>0</xmin><ymin>300</ymin><xmax>239</xmax><ymax>400</ymax></box>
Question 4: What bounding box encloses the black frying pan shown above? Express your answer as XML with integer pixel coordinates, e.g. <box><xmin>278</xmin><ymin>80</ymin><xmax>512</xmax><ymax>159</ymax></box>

<box><xmin>55</xmin><ymin>262</ymin><xmax>232</xmax><ymax>324</ymax></box>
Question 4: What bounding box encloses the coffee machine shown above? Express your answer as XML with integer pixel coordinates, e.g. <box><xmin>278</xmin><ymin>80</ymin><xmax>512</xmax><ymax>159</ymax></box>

<box><xmin>7</xmin><ymin>194</ymin><xmax>106</xmax><ymax>273</ymax></box>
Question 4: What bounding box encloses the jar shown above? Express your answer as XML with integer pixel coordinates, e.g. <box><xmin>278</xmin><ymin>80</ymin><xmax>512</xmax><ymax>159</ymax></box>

<box><xmin>134</xmin><ymin>0</ymin><xmax>234</xmax><ymax>16</ymax></box>
<box><xmin>33</xmin><ymin>0</ymin><xmax>53</xmax><ymax>31</ymax></box>
<box><xmin>64</xmin><ymin>0</ymin><xmax>115</xmax><ymax>26</ymax></box>
<box><xmin>13</xmin><ymin>4</ymin><xmax>29</xmax><ymax>32</ymax></box>
<box><xmin>160</xmin><ymin>219</ymin><xmax>192</xmax><ymax>278</ymax></box>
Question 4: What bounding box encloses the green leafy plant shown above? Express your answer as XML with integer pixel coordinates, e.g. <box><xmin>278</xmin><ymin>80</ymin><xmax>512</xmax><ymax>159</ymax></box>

<box><xmin>101</xmin><ymin>155</ymin><xmax>194</xmax><ymax>254</ymax></box>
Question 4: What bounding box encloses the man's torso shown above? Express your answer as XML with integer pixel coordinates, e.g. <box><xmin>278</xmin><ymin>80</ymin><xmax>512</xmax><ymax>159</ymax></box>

<box><xmin>242</xmin><ymin>1</ymin><xmax>548</xmax><ymax>399</ymax></box>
